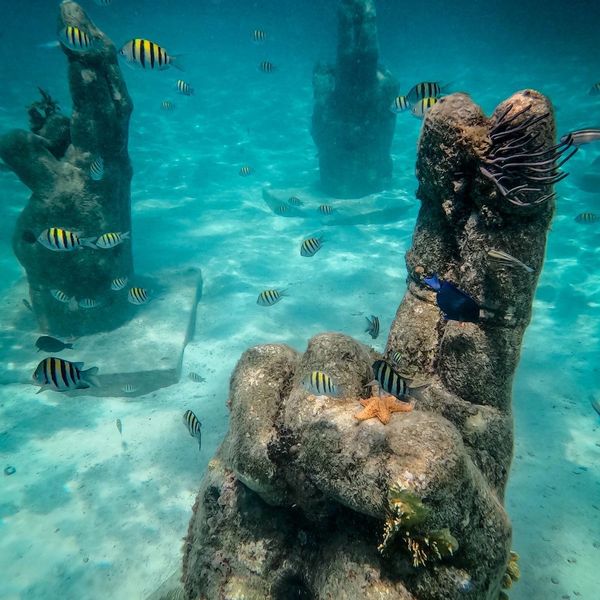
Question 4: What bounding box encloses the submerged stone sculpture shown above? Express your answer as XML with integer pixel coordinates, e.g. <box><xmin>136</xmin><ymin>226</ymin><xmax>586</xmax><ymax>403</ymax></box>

<box><xmin>182</xmin><ymin>90</ymin><xmax>569</xmax><ymax>599</ymax></box>
<box><xmin>311</xmin><ymin>0</ymin><xmax>398</xmax><ymax>198</ymax></box>
<box><xmin>0</xmin><ymin>1</ymin><xmax>133</xmax><ymax>336</ymax></box>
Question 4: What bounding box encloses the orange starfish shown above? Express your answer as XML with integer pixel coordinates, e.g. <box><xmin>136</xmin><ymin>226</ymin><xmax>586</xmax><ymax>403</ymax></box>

<box><xmin>354</xmin><ymin>390</ymin><xmax>413</xmax><ymax>425</ymax></box>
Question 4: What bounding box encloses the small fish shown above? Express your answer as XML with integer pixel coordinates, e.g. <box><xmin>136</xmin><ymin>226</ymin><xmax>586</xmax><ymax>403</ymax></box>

<box><xmin>22</xmin><ymin>299</ymin><xmax>33</xmax><ymax>312</ymax></box>
<box><xmin>176</xmin><ymin>79</ymin><xmax>194</xmax><ymax>96</ymax></box>
<box><xmin>110</xmin><ymin>276</ymin><xmax>128</xmax><ymax>291</ymax></box>
<box><xmin>390</xmin><ymin>95</ymin><xmax>410</xmax><ymax>113</ymax></box>
<box><xmin>34</xmin><ymin>228</ymin><xmax>95</xmax><ymax>251</ymax></box>
<box><xmin>591</xmin><ymin>396</ymin><xmax>600</xmax><ymax>416</ymax></box>
<box><xmin>239</xmin><ymin>165</ymin><xmax>253</xmax><ymax>177</ymax></box>
<box><xmin>423</xmin><ymin>274</ymin><xmax>481</xmax><ymax>323</ymax></box>
<box><xmin>119</xmin><ymin>39</ymin><xmax>181</xmax><ymax>70</ymax></box>
<box><xmin>318</xmin><ymin>204</ymin><xmax>333</xmax><ymax>215</ymax></box>
<box><xmin>116</xmin><ymin>418</ymin><xmax>122</xmax><ymax>435</ymax></box>
<box><xmin>259</xmin><ymin>60</ymin><xmax>275</xmax><ymax>73</ymax></box>
<box><xmin>288</xmin><ymin>196</ymin><xmax>303</xmax><ymax>206</ymax></box>
<box><xmin>257</xmin><ymin>289</ymin><xmax>286</xmax><ymax>306</ymax></box>
<box><xmin>35</xmin><ymin>335</ymin><xmax>73</xmax><ymax>353</ymax></box>
<box><xmin>372</xmin><ymin>360</ymin><xmax>410</xmax><ymax>400</ymax></box>
<box><xmin>560</xmin><ymin>129</ymin><xmax>600</xmax><ymax>146</ymax></box>
<box><xmin>78</xmin><ymin>298</ymin><xmax>102</xmax><ymax>309</ymax></box>
<box><xmin>95</xmin><ymin>231</ymin><xmax>130</xmax><ymax>249</ymax></box>
<box><xmin>300</xmin><ymin>237</ymin><xmax>324</xmax><ymax>257</ymax></box>
<box><xmin>128</xmin><ymin>287</ymin><xmax>150</xmax><ymax>305</ymax></box>
<box><xmin>58</xmin><ymin>26</ymin><xmax>96</xmax><ymax>52</ymax></box>
<box><xmin>183</xmin><ymin>409</ymin><xmax>202</xmax><ymax>450</ymax></box>
<box><xmin>89</xmin><ymin>156</ymin><xmax>104</xmax><ymax>181</ymax></box>
<box><xmin>189</xmin><ymin>372</ymin><xmax>205</xmax><ymax>383</ymax></box>
<box><xmin>411</xmin><ymin>97</ymin><xmax>438</xmax><ymax>118</ymax></box>
<box><xmin>590</xmin><ymin>83</ymin><xmax>600</xmax><ymax>96</ymax></box>
<box><xmin>4</xmin><ymin>466</ymin><xmax>16</xmax><ymax>476</ymax></box>
<box><xmin>389</xmin><ymin>351</ymin><xmax>402</xmax><ymax>366</ymax></box>
<box><xmin>32</xmin><ymin>357</ymin><xmax>100</xmax><ymax>392</ymax></box>
<box><xmin>302</xmin><ymin>371</ymin><xmax>341</xmax><ymax>397</ymax></box>
<box><xmin>575</xmin><ymin>212</ymin><xmax>600</xmax><ymax>223</ymax></box>
<box><xmin>406</xmin><ymin>81</ymin><xmax>443</xmax><ymax>104</ymax></box>
<box><xmin>161</xmin><ymin>100</ymin><xmax>175</xmax><ymax>111</ymax></box>
<box><xmin>252</xmin><ymin>29</ymin><xmax>267</xmax><ymax>43</ymax></box>
<box><xmin>276</xmin><ymin>204</ymin><xmax>289</xmax><ymax>215</ymax></box>
<box><xmin>121</xmin><ymin>383</ymin><xmax>138</xmax><ymax>394</ymax></box>
<box><xmin>487</xmin><ymin>249</ymin><xmax>534</xmax><ymax>273</ymax></box>
<box><xmin>365</xmin><ymin>315</ymin><xmax>380</xmax><ymax>339</ymax></box>
<box><xmin>50</xmin><ymin>289</ymin><xmax>76</xmax><ymax>308</ymax></box>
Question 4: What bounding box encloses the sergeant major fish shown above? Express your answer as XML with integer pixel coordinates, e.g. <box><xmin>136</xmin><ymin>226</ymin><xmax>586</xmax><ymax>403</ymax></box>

<box><xmin>365</xmin><ymin>315</ymin><xmax>380</xmax><ymax>339</ymax></box>
<box><xmin>58</xmin><ymin>25</ymin><xmax>97</xmax><ymax>52</ymax></box>
<box><xmin>575</xmin><ymin>212</ymin><xmax>600</xmax><ymax>223</ymax></box>
<box><xmin>390</xmin><ymin>95</ymin><xmax>410</xmax><ymax>113</ymax></box>
<box><xmin>32</xmin><ymin>357</ymin><xmax>99</xmax><ymax>393</ymax></box>
<box><xmin>89</xmin><ymin>156</ymin><xmax>104</xmax><ymax>181</ymax></box>
<box><xmin>28</xmin><ymin>228</ymin><xmax>95</xmax><ymax>251</ymax></box>
<box><xmin>111</xmin><ymin>276</ymin><xmax>128</xmax><ymax>291</ymax></box>
<box><xmin>302</xmin><ymin>371</ymin><xmax>341</xmax><ymax>397</ymax></box>
<box><xmin>119</xmin><ymin>39</ymin><xmax>182</xmax><ymax>70</ymax></box>
<box><xmin>252</xmin><ymin>29</ymin><xmax>267</xmax><ymax>43</ymax></box>
<box><xmin>411</xmin><ymin>97</ymin><xmax>438</xmax><ymax>118</ymax></box>
<box><xmin>239</xmin><ymin>165</ymin><xmax>253</xmax><ymax>177</ymax></box>
<box><xmin>183</xmin><ymin>409</ymin><xmax>202</xmax><ymax>450</ymax></box>
<box><xmin>257</xmin><ymin>289</ymin><xmax>286</xmax><ymax>306</ymax></box>
<box><xmin>79</xmin><ymin>298</ymin><xmax>102</xmax><ymax>309</ymax></box>
<box><xmin>300</xmin><ymin>237</ymin><xmax>323</xmax><ymax>257</ymax></box>
<box><xmin>406</xmin><ymin>81</ymin><xmax>445</xmax><ymax>104</ymax></box>
<box><xmin>128</xmin><ymin>287</ymin><xmax>150</xmax><ymax>305</ymax></box>
<box><xmin>259</xmin><ymin>61</ymin><xmax>276</xmax><ymax>73</ymax></box>
<box><xmin>372</xmin><ymin>360</ymin><xmax>410</xmax><ymax>400</ymax></box>
<box><xmin>176</xmin><ymin>79</ymin><xmax>194</xmax><ymax>96</ymax></box>
<box><xmin>288</xmin><ymin>196</ymin><xmax>303</xmax><ymax>206</ymax></box>
<box><xmin>95</xmin><ymin>231</ymin><xmax>130</xmax><ymax>249</ymax></box>
<box><xmin>318</xmin><ymin>204</ymin><xmax>333</xmax><ymax>215</ymax></box>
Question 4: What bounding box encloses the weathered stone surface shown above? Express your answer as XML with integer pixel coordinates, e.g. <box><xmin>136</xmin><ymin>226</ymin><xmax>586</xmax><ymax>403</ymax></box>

<box><xmin>183</xmin><ymin>90</ymin><xmax>563</xmax><ymax>599</ymax></box>
<box><xmin>0</xmin><ymin>1</ymin><xmax>133</xmax><ymax>336</ymax></box>
<box><xmin>311</xmin><ymin>0</ymin><xmax>398</xmax><ymax>198</ymax></box>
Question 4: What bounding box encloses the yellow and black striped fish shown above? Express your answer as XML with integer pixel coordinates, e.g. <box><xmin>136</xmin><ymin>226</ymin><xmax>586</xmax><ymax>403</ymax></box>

<box><xmin>302</xmin><ymin>371</ymin><xmax>340</xmax><ymax>397</ymax></box>
<box><xmin>390</xmin><ymin>95</ymin><xmax>410</xmax><ymax>113</ymax></box>
<box><xmin>276</xmin><ymin>204</ymin><xmax>289</xmax><ymax>215</ymax></box>
<box><xmin>119</xmin><ymin>39</ymin><xmax>180</xmax><ymax>70</ymax></box>
<box><xmin>300</xmin><ymin>237</ymin><xmax>323</xmax><ymax>257</ymax></box>
<box><xmin>95</xmin><ymin>231</ymin><xmax>130</xmax><ymax>249</ymax></box>
<box><xmin>252</xmin><ymin>29</ymin><xmax>267</xmax><ymax>43</ymax></box>
<box><xmin>36</xmin><ymin>228</ymin><xmax>94</xmax><ymax>251</ymax></box>
<box><xmin>257</xmin><ymin>289</ymin><xmax>286</xmax><ymax>306</ymax></box>
<box><xmin>575</xmin><ymin>212</ymin><xmax>600</xmax><ymax>223</ymax></box>
<box><xmin>372</xmin><ymin>360</ymin><xmax>408</xmax><ymax>400</ymax></box>
<box><xmin>51</xmin><ymin>289</ymin><xmax>72</xmax><ymax>303</ymax></box>
<box><xmin>259</xmin><ymin>60</ymin><xmax>276</xmax><ymax>73</ymax></box>
<box><xmin>406</xmin><ymin>81</ymin><xmax>443</xmax><ymax>104</ymax></box>
<box><xmin>32</xmin><ymin>357</ymin><xmax>99</xmax><ymax>392</ymax></box>
<box><xmin>411</xmin><ymin>97</ymin><xmax>438</xmax><ymax>118</ymax></box>
<box><xmin>239</xmin><ymin>165</ymin><xmax>253</xmax><ymax>177</ymax></box>
<box><xmin>318</xmin><ymin>204</ymin><xmax>333</xmax><ymax>215</ymax></box>
<box><xmin>365</xmin><ymin>315</ymin><xmax>380</xmax><ymax>339</ymax></box>
<box><xmin>59</xmin><ymin>25</ymin><xmax>95</xmax><ymax>52</ymax></box>
<box><xmin>389</xmin><ymin>351</ymin><xmax>402</xmax><ymax>367</ymax></box>
<box><xmin>110</xmin><ymin>276</ymin><xmax>128</xmax><ymax>291</ymax></box>
<box><xmin>589</xmin><ymin>82</ymin><xmax>600</xmax><ymax>96</ymax></box>
<box><xmin>183</xmin><ymin>409</ymin><xmax>202</xmax><ymax>450</ymax></box>
<box><xmin>128</xmin><ymin>287</ymin><xmax>150</xmax><ymax>305</ymax></box>
<box><xmin>176</xmin><ymin>79</ymin><xmax>194</xmax><ymax>96</ymax></box>
<box><xmin>288</xmin><ymin>196</ymin><xmax>303</xmax><ymax>206</ymax></box>
<box><xmin>89</xmin><ymin>156</ymin><xmax>104</xmax><ymax>181</ymax></box>
<box><xmin>161</xmin><ymin>100</ymin><xmax>175</xmax><ymax>111</ymax></box>
<box><xmin>78</xmin><ymin>298</ymin><xmax>102</xmax><ymax>309</ymax></box>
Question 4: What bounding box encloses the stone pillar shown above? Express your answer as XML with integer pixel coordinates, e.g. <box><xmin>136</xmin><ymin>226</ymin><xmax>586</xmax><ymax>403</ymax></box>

<box><xmin>181</xmin><ymin>92</ymin><xmax>570</xmax><ymax>598</ymax></box>
<box><xmin>0</xmin><ymin>1</ymin><xmax>133</xmax><ymax>336</ymax></box>
<box><xmin>311</xmin><ymin>0</ymin><xmax>398</xmax><ymax>198</ymax></box>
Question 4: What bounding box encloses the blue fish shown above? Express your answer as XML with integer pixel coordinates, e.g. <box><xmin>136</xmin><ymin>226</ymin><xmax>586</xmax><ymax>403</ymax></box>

<box><xmin>423</xmin><ymin>274</ymin><xmax>481</xmax><ymax>323</ymax></box>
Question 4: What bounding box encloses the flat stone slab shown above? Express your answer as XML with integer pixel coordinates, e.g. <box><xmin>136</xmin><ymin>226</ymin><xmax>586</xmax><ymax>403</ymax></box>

<box><xmin>262</xmin><ymin>186</ymin><xmax>409</xmax><ymax>226</ymax></box>
<box><xmin>0</xmin><ymin>267</ymin><xmax>202</xmax><ymax>397</ymax></box>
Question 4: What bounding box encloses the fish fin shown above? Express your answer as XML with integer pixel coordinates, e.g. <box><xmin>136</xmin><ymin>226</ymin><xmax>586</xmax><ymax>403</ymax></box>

<box><xmin>280</xmin><ymin>289</ymin><xmax>289</xmax><ymax>297</ymax></box>
<box><xmin>121</xmin><ymin>231</ymin><xmax>131</xmax><ymax>240</ymax></box>
<box><xmin>73</xmin><ymin>362</ymin><xmax>85</xmax><ymax>369</ymax></box>
<box><xmin>38</xmin><ymin>41</ymin><xmax>60</xmax><ymax>49</ymax></box>
<box><xmin>82</xmin><ymin>366</ymin><xmax>100</xmax><ymax>388</ymax></box>
<box><xmin>80</xmin><ymin>237</ymin><xmax>97</xmax><ymax>249</ymax></box>
<box><xmin>35</xmin><ymin>386</ymin><xmax>46</xmax><ymax>394</ymax></box>
<box><xmin>65</xmin><ymin>343</ymin><xmax>74</xmax><ymax>349</ymax></box>
<box><xmin>197</xmin><ymin>434</ymin><xmax>202</xmax><ymax>452</ymax></box>
<box><xmin>170</xmin><ymin>54</ymin><xmax>185</xmax><ymax>71</ymax></box>
<box><xmin>407</xmin><ymin>378</ymin><xmax>432</xmax><ymax>389</ymax></box>
<box><xmin>423</xmin><ymin>274</ymin><xmax>441</xmax><ymax>291</ymax></box>
<box><xmin>68</xmin><ymin>297</ymin><xmax>79</xmax><ymax>312</ymax></box>
<box><xmin>364</xmin><ymin>316</ymin><xmax>373</xmax><ymax>331</ymax></box>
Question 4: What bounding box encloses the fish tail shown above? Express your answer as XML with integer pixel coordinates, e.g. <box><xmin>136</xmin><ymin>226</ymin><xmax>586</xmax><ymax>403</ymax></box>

<box><xmin>66</xmin><ymin>343</ymin><xmax>74</xmax><ymax>349</ymax></box>
<box><xmin>121</xmin><ymin>231</ymin><xmax>131</xmax><ymax>240</ymax></box>
<box><xmin>80</xmin><ymin>237</ymin><xmax>97</xmax><ymax>249</ymax></box>
<box><xmin>440</xmin><ymin>81</ymin><xmax>453</xmax><ymax>94</ymax></box>
<box><xmin>423</xmin><ymin>274</ymin><xmax>441</xmax><ymax>291</ymax></box>
<box><xmin>365</xmin><ymin>316</ymin><xmax>373</xmax><ymax>331</ymax></box>
<box><xmin>82</xmin><ymin>366</ymin><xmax>101</xmax><ymax>388</ymax></box>
<box><xmin>170</xmin><ymin>54</ymin><xmax>185</xmax><ymax>71</ymax></box>
<box><xmin>280</xmin><ymin>289</ymin><xmax>289</xmax><ymax>297</ymax></box>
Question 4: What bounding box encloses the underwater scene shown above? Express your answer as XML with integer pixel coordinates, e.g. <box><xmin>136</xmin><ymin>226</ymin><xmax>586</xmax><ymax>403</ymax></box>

<box><xmin>0</xmin><ymin>0</ymin><xmax>599</xmax><ymax>599</ymax></box>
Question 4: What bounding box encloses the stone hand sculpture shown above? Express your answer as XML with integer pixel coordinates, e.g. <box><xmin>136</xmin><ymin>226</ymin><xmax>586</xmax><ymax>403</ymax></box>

<box><xmin>312</xmin><ymin>0</ymin><xmax>398</xmax><ymax>198</ymax></box>
<box><xmin>181</xmin><ymin>91</ymin><xmax>566</xmax><ymax>599</ymax></box>
<box><xmin>0</xmin><ymin>1</ymin><xmax>133</xmax><ymax>336</ymax></box>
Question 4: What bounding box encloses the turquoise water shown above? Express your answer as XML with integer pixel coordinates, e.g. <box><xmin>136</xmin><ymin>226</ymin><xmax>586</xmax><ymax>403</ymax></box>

<box><xmin>1</xmin><ymin>1</ymin><xmax>599</xmax><ymax>599</ymax></box>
